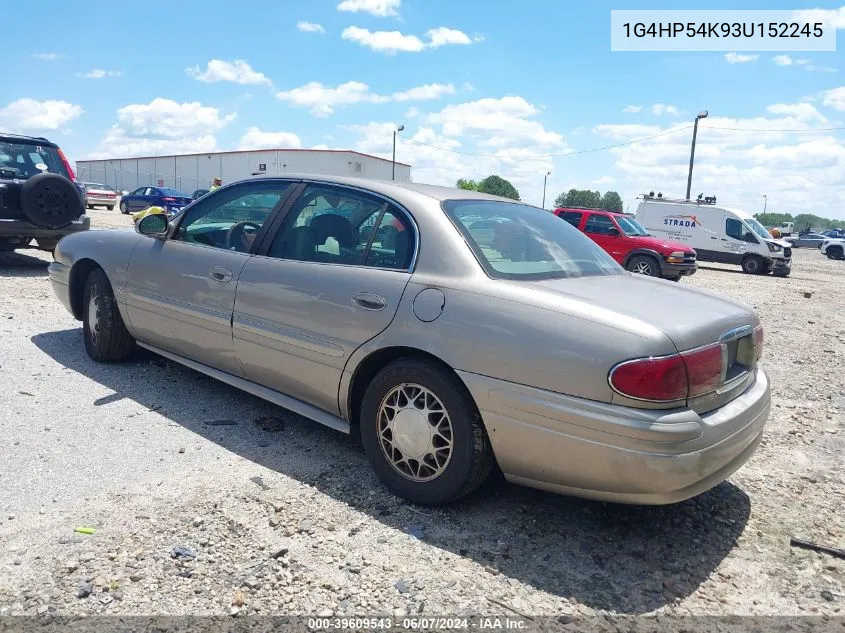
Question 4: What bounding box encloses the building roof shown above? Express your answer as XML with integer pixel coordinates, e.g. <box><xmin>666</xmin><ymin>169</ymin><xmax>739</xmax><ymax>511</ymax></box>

<box><xmin>79</xmin><ymin>148</ymin><xmax>412</xmax><ymax>168</ymax></box>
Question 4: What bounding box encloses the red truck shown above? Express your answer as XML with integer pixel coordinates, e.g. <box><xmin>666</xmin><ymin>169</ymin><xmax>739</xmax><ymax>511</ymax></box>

<box><xmin>553</xmin><ymin>207</ymin><xmax>697</xmax><ymax>281</ymax></box>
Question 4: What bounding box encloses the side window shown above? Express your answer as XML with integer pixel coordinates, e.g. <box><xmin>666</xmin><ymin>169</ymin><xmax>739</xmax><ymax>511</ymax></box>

<box><xmin>584</xmin><ymin>214</ymin><xmax>615</xmax><ymax>235</ymax></box>
<box><xmin>562</xmin><ymin>211</ymin><xmax>582</xmax><ymax>228</ymax></box>
<box><xmin>132</xmin><ymin>187</ymin><xmax>146</xmax><ymax>195</ymax></box>
<box><xmin>172</xmin><ymin>181</ymin><xmax>292</xmax><ymax>253</ymax></box>
<box><xmin>266</xmin><ymin>184</ymin><xmax>415</xmax><ymax>270</ymax></box>
<box><xmin>726</xmin><ymin>218</ymin><xmax>744</xmax><ymax>240</ymax></box>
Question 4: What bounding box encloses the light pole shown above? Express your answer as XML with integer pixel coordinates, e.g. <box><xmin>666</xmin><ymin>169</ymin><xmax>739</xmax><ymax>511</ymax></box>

<box><xmin>542</xmin><ymin>171</ymin><xmax>551</xmax><ymax>208</ymax></box>
<box><xmin>762</xmin><ymin>194</ymin><xmax>767</xmax><ymax>214</ymax></box>
<box><xmin>685</xmin><ymin>110</ymin><xmax>709</xmax><ymax>200</ymax></box>
<box><xmin>392</xmin><ymin>124</ymin><xmax>404</xmax><ymax>180</ymax></box>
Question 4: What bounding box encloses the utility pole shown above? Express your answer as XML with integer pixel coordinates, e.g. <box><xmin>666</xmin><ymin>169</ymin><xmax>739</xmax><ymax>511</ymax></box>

<box><xmin>392</xmin><ymin>124</ymin><xmax>404</xmax><ymax>180</ymax></box>
<box><xmin>685</xmin><ymin>110</ymin><xmax>709</xmax><ymax>200</ymax></box>
<box><xmin>542</xmin><ymin>171</ymin><xmax>551</xmax><ymax>208</ymax></box>
<box><xmin>762</xmin><ymin>194</ymin><xmax>767</xmax><ymax>214</ymax></box>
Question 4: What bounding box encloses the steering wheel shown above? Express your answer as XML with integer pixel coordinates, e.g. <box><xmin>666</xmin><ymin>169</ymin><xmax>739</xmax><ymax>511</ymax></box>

<box><xmin>225</xmin><ymin>221</ymin><xmax>262</xmax><ymax>251</ymax></box>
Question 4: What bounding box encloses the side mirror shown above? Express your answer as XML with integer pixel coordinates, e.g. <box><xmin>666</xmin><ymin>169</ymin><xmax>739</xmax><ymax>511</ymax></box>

<box><xmin>136</xmin><ymin>213</ymin><xmax>169</xmax><ymax>237</ymax></box>
<box><xmin>607</xmin><ymin>227</ymin><xmax>621</xmax><ymax>237</ymax></box>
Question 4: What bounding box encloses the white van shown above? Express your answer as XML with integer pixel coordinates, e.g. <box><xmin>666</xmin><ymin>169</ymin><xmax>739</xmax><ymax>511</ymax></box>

<box><xmin>635</xmin><ymin>195</ymin><xmax>792</xmax><ymax>277</ymax></box>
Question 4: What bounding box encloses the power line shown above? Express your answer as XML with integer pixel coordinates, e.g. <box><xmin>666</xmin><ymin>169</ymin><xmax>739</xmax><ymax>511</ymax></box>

<box><xmin>701</xmin><ymin>124</ymin><xmax>845</xmax><ymax>132</ymax></box>
<box><xmin>399</xmin><ymin>125</ymin><xmax>694</xmax><ymax>159</ymax></box>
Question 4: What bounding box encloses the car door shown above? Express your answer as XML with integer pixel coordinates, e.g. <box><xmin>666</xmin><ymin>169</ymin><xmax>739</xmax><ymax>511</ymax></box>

<box><xmin>124</xmin><ymin>180</ymin><xmax>297</xmax><ymax>374</ymax></box>
<box><xmin>583</xmin><ymin>213</ymin><xmax>625</xmax><ymax>263</ymax></box>
<box><xmin>723</xmin><ymin>216</ymin><xmax>755</xmax><ymax>263</ymax></box>
<box><xmin>232</xmin><ymin>183</ymin><xmax>416</xmax><ymax>415</ymax></box>
<box><xmin>126</xmin><ymin>188</ymin><xmax>146</xmax><ymax>211</ymax></box>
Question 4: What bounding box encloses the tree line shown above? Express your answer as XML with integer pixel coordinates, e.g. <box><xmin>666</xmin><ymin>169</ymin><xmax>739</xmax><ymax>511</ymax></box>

<box><xmin>456</xmin><ymin>176</ymin><xmax>624</xmax><ymax>212</ymax></box>
<box><xmin>755</xmin><ymin>212</ymin><xmax>845</xmax><ymax>232</ymax></box>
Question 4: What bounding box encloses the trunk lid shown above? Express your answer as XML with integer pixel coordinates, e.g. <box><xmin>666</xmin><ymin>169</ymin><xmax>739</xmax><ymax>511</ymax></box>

<box><xmin>528</xmin><ymin>273</ymin><xmax>758</xmax><ymax>352</ymax></box>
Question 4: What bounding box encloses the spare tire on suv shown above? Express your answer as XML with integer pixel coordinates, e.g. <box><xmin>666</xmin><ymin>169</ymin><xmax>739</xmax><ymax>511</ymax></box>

<box><xmin>20</xmin><ymin>172</ymin><xmax>84</xmax><ymax>229</ymax></box>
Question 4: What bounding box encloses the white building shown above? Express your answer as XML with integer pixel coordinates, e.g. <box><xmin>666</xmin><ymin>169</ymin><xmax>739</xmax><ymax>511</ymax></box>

<box><xmin>76</xmin><ymin>148</ymin><xmax>412</xmax><ymax>194</ymax></box>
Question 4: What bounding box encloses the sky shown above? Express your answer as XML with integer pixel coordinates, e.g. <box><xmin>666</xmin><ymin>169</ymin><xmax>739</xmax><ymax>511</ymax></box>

<box><xmin>2</xmin><ymin>0</ymin><xmax>845</xmax><ymax>219</ymax></box>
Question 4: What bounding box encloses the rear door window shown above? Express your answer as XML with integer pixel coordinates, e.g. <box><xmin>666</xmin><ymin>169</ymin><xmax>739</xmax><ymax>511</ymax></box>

<box><xmin>0</xmin><ymin>142</ymin><xmax>68</xmax><ymax>179</ymax></box>
<box><xmin>561</xmin><ymin>211</ymin><xmax>582</xmax><ymax>228</ymax></box>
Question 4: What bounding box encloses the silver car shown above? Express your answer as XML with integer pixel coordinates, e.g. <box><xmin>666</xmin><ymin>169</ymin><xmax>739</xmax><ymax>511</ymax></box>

<box><xmin>48</xmin><ymin>175</ymin><xmax>770</xmax><ymax>505</ymax></box>
<box><xmin>81</xmin><ymin>182</ymin><xmax>118</xmax><ymax>210</ymax></box>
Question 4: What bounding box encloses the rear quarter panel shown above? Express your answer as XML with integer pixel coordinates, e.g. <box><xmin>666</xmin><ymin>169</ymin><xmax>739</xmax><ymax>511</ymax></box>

<box><xmin>341</xmin><ymin>271</ymin><xmax>678</xmax><ymax>417</ymax></box>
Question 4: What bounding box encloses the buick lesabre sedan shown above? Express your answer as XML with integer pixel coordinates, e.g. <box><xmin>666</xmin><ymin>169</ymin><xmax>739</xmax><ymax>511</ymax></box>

<box><xmin>48</xmin><ymin>175</ymin><xmax>770</xmax><ymax>505</ymax></box>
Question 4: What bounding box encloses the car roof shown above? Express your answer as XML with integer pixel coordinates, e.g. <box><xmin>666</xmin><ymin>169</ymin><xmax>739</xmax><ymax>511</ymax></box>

<box><xmin>244</xmin><ymin>173</ymin><xmax>535</xmax><ymax>205</ymax></box>
<box><xmin>0</xmin><ymin>132</ymin><xmax>58</xmax><ymax>148</ymax></box>
<box><xmin>555</xmin><ymin>207</ymin><xmax>619</xmax><ymax>215</ymax></box>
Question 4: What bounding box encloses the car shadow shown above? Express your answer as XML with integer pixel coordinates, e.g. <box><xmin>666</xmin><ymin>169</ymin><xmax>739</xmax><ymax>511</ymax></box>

<box><xmin>32</xmin><ymin>329</ymin><xmax>751</xmax><ymax>614</ymax></box>
<box><xmin>0</xmin><ymin>251</ymin><xmax>50</xmax><ymax>277</ymax></box>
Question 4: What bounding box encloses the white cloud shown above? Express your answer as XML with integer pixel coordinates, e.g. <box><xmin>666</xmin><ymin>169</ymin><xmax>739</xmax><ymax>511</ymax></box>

<box><xmin>32</xmin><ymin>53</ymin><xmax>63</xmax><ymax>61</ymax></box>
<box><xmin>341</xmin><ymin>26</ymin><xmax>480</xmax><ymax>54</ymax></box>
<box><xmin>792</xmin><ymin>6</ymin><xmax>845</xmax><ymax>29</ymax></box>
<box><xmin>772</xmin><ymin>55</ymin><xmax>810</xmax><ymax>66</ymax></box>
<box><xmin>237</xmin><ymin>127</ymin><xmax>302</xmax><ymax>150</ymax></box>
<box><xmin>404</xmin><ymin>106</ymin><xmax>421</xmax><ymax>119</ymax></box>
<box><xmin>276</xmin><ymin>80</ymin><xmax>454</xmax><ymax>116</ymax></box>
<box><xmin>391</xmin><ymin>83</ymin><xmax>456</xmax><ymax>102</ymax></box>
<box><xmin>337</xmin><ymin>0</ymin><xmax>400</xmax><ymax>17</ymax></box>
<box><xmin>651</xmin><ymin>103</ymin><xmax>679</xmax><ymax>116</ymax></box>
<box><xmin>297</xmin><ymin>21</ymin><xmax>325</xmax><ymax>33</ymax></box>
<box><xmin>623</xmin><ymin>105</ymin><xmax>642</xmax><ymax>113</ymax></box>
<box><xmin>0</xmin><ymin>98</ymin><xmax>83</xmax><ymax>131</ymax></box>
<box><xmin>76</xmin><ymin>69</ymin><xmax>123</xmax><ymax>79</ymax></box>
<box><xmin>341</xmin><ymin>27</ymin><xmax>425</xmax><ymax>53</ymax></box>
<box><xmin>724</xmin><ymin>52</ymin><xmax>759</xmax><ymax>64</ymax></box>
<box><xmin>766</xmin><ymin>102</ymin><xmax>827</xmax><ymax>122</ymax></box>
<box><xmin>426</xmin><ymin>27</ymin><xmax>474</xmax><ymax>48</ymax></box>
<box><xmin>592</xmin><ymin>108</ymin><xmax>845</xmax><ymax>220</ymax></box>
<box><xmin>88</xmin><ymin>98</ymin><xmax>236</xmax><ymax>159</ymax></box>
<box><xmin>593</xmin><ymin>175</ymin><xmax>616</xmax><ymax>186</ymax></box>
<box><xmin>822</xmin><ymin>86</ymin><xmax>845</xmax><ymax>110</ymax></box>
<box><xmin>186</xmin><ymin>59</ymin><xmax>272</xmax><ymax>86</ymax></box>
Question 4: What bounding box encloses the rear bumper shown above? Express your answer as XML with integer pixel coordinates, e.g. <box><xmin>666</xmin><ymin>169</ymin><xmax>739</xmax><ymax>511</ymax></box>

<box><xmin>86</xmin><ymin>196</ymin><xmax>117</xmax><ymax>206</ymax></box>
<box><xmin>0</xmin><ymin>216</ymin><xmax>90</xmax><ymax>241</ymax></box>
<box><xmin>459</xmin><ymin>367</ymin><xmax>770</xmax><ymax>505</ymax></box>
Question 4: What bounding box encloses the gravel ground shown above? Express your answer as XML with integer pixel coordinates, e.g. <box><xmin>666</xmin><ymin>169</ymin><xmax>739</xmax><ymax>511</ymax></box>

<box><xmin>0</xmin><ymin>221</ymin><xmax>843</xmax><ymax>618</ymax></box>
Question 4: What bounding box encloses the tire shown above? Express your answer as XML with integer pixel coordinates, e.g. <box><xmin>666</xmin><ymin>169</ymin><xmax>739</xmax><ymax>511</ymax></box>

<box><xmin>741</xmin><ymin>255</ymin><xmax>766</xmax><ymax>275</ymax></box>
<box><xmin>19</xmin><ymin>173</ymin><xmax>84</xmax><ymax>229</ymax></box>
<box><xmin>827</xmin><ymin>246</ymin><xmax>844</xmax><ymax>260</ymax></box>
<box><xmin>82</xmin><ymin>267</ymin><xmax>135</xmax><ymax>362</ymax></box>
<box><xmin>626</xmin><ymin>255</ymin><xmax>660</xmax><ymax>277</ymax></box>
<box><xmin>106</xmin><ymin>205</ymin><xmax>114</xmax><ymax>211</ymax></box>
<box><xmin>359</xmin><ymin>358</ymin><xmax>495</xmax><ymax>505</ymax></box>
<box><xmin>120</xmin><ymin>201</ymin><xmax>129</xmax><ymax>215</ymax></box>
<box><xmin>668</xmin><ymin>276</ymin><xmax>681</xmax><ymax>282</ymax></box>
<box><xmin>86</xmin><ymin>204</ymin><xmax>93</xmax><ymax>210</ymax></box>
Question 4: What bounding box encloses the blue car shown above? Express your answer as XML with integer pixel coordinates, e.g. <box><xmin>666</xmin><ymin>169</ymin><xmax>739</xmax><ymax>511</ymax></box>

<box><xmin>119</xmin><ymin>186</ymin><xmax>193</xmax><ymax>216</ymax></box>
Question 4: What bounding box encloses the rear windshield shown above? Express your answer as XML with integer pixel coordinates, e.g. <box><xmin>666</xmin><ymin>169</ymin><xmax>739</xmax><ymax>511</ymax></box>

<box><xmin>159</xmin><ymin>188</ymin><xmax>188</xmax><ymax>197</ymax></box>
<box><xmin>443</xmin><ymin>199</ymin><xmax>623</xmax><ymax>280</ymax></box>
<box><xmin>0</xmin><ymin>141</ymin><xmax>68</xmax><ymax>180</ymax></box>
<box><xmin>84</xmin><ymin>183</ymin><xmax>113</xmax><ymax>191</ymax></box>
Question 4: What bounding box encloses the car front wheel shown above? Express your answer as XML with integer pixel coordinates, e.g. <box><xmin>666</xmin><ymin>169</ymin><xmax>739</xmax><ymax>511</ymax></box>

<box><xmin>359</xmin><ymin>358</ymin><xmax>495</xmax><ymax>505</ymax></box>
<box><xmin>741</xmin><ymin>255</ymin><xmax>766</xmax><ymax>274</ymax></box>
<box><xmin>626</xmin><ymin>255</ymin><xmax>660</xmax><ymax>277</ymax></box>
<box><xmin>119</xmin><ymin>201</ymin><xmax>129</xmax><ymax>215</ymax></box>
<box><xmin>827</xmin><ymin>246</ymin><xmax>844</xmax><ymax>260</ymax></box>
<box><xmin>83</xmin><ymin>267</ymin><xmax>135</xmax><ymax>361</ymax></box>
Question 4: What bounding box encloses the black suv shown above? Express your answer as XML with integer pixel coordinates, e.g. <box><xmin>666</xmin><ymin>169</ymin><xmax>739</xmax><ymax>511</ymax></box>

<box><xmin>0</xmin><ymin>133</ymin><xmax>89</xmax><ymax>252</ymax></box>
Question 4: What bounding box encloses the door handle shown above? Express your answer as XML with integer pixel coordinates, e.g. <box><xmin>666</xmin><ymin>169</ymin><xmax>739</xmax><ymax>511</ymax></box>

<box><xmin>710</xmin><ymin>236</ymin><xmax>718</xmax><ymax>239</ymax></box>
<box><xmin>209</xmin><ymin>266</ymin><xmax>233</xmax><ymax>282</ymax></box>
<box><xmin>353</xmin><ymin>293</ymin><xmax>386</xmax><ymax>311</ymax></box>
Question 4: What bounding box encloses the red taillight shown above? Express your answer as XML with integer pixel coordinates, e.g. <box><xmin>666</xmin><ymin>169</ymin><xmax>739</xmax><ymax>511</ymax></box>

<box><xmin>682</xmin><ymin>343</ymin><xmax>723</xmax><ymax>397</ymax></box>
<box><xmin>162</xmin><ymin>197</ymin><xmax>175</xmax><ymax>202</ymax></box>
<box><xmin>610</xmin><ymin>355</ymin><xmax>688</xmax><ymax>402</ymax></box>
<box><xmin>753</xmin><ymin>325</ymin><xmax>763</xmax><ymax>361</ymax></box>
<box><xmin>610</xmin><ymin>343</ymin><xmax>724</xmax><ymax>403</ymax></box>
<box><xmin>57</xmin><ymin>148</ymin><xmax>75</xmax><ymax>180</ymax></box>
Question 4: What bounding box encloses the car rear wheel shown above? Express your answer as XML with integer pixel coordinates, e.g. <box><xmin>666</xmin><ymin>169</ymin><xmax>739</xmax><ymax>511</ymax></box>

<box><xmin>83</xmin><ymin>268</ymin><xmax>135</xmax><ymax>362</ymax></box>
<box><xmin>626</xmin><ymin>255</ymin><xmax>659</xmax><ymax>277</ymax></box>
<box><xmin>119</xmin><ymin>201</ymin><xmax>129</xmax><ymax>215</ymax></box>
<box><xmin>741</xmin><ymin>255</ymin><xmax>766</xmax><ymax>275</ymax></box>
<box><xmin>359</xmin><ymin>358</ymin><xmax>495</xmax><ymax>505</ymax></box>
<box><xmin>106</xmin><ymin>205</ymin><xmax>114</xmax><ymax>211</ymax></box>
<box><xmin>827</xmin><ymin>246</ymin><xmax>844</xmax><ymax>260</ymax></box>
